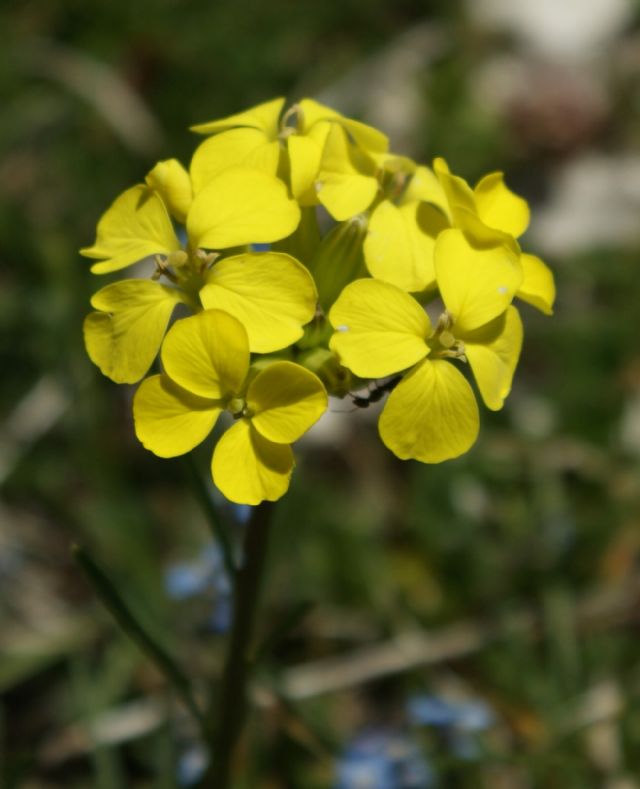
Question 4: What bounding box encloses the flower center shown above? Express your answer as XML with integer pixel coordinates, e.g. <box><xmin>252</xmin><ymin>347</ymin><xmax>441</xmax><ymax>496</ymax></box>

<box><xmin>227</xmin><ymin>397</ymin><xmax>253</xmax><ymax>420</ymax></box>
<box><xmin>151</xmin><ymin>247</ymin><xmax>219</xmax><ymax>305</ymax></box>
<box><xmin>430</xmin><ymin>311</ymin><xmax>467</xmax><ymax>361</ymax></box>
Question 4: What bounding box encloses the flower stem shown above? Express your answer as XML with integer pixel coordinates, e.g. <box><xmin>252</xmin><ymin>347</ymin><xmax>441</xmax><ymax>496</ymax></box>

<box><xmin>200</xmin><ymin>501</ymin><xmax>275</xmax><ymax>787</ymax></box>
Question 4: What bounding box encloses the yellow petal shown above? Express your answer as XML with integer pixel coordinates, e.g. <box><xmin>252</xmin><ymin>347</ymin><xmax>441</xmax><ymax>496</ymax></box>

<box><xmin>379</xmin><ymin>359</ymin><xmax>479</xmax><ymax>462</ymax></box>
<box><xmin>474</xmin><ymin>172</ymin><xmax>530</xmax><ymax>238</ymax></box>
<box><xmin>80</xmin><ymin>185</ymin><xmax>181</xmax><ymax>274</ymax></box>
<box><xmin>433</xmin><ymin>157</ymin><xmax>476</xmax><ymax>220</ymax></box>
<box><xmin>161</xmin><ymin>310</ymin><xmax>249</xmax><ymax>399</ymax></box>
<box><xmin>187</xmin><ymin>167</ymin><xmax>300</xmax><ymax>250</ymax></box>
<box><xmin>145</xmin><ymin>159</ymin><xmax>193</xmax><ymax>224</ymax></box>
<box><xmin>133</xmin><ymin>374</ymin><xmax>221</xmax><ymax>458</ymax></box>
<box><xmin>462</xmin><ymin>306</ymin><xmax>523</xmax><ymax>411</ymax></box>
<box><xmin>316</xmin><ymin>172</ymin><xmax>378</xmax><ymax>222</ymax></box>
<box><xmin>340</xmin><ymin>117</ymin><xmax>389</xmax><ymax>154</ymax></box>
<box><xmin>211</xmin><ymin>419</ymin><xmax>293</xmax><ymax>505</ymax></box>
<box><xmin>402</xmin><ymin>165</ymin><xmax>450</xmax><ymax>216</ymax></box>
<box><xmin>85</xmin><ymin>280</ymin><xmax>189</xmax><ymax>384</ymax></box>
<box><xmin>298</xmin><ymin>98</ymin><xmax>389</xmax><ymax>153</ymax></box>
<box><xmin>247</xmin><ymin>361</ymin><xmax>327</xmax><ymax>443</ymax></box>
<box><xmin>190</xmin><ymin>129</ymin><xmax>280</xmax><ymax>192</ymax></box>
<box><xmin>190</xmin><ymin>97</ymin><xmax>285</xmax><ymax>137</ymax></box>
<box><xmin>517</xmin><ymin>253</ymin><xmax>556</xmax><ymax>315</ymax></box>
<box><xmin>329</xmin><ymin>279</ymin><xmax>430</xmax><ymax>378</ymax></box>
<box><xmin>364</xmin><ymin>200</ymin><xmax>447</xmax><ymax>292</ymax></box>
<box><xmin>297</xmin><ymin>98</ymin><xmax>341</xmax><ymax>130</ymax></box>
<box><xmin>453</xmin><ymin>207</ymin><xmax>521</xmax><ymax>256</ymax></box>
<box><xmin>199</xmin><ymin>252</ymin><xmax>317</xmax><ymax>353</ymax></box>
<box><xmin>287</xmin><ymin>131</ymin><xmax>325</xmax><ymax>204</ymax></box>
<box><xmin>433</xmin><ymin>161</ymin><xmax>523</xmax><ymax>254</ymax></box>
<box><xmin>372</xmin><ymin>151</ymin><xmax>416</xmax><ymax>176</ymax></box>
<box><xmin>435</xmin><ymin>228</ymin><xmax>523</xmax><ymax>333</ymax></box>
<box><xmin>315</xmin><ymin>125</ymin><xmax>378</xmax><ymax>221</ymax></box>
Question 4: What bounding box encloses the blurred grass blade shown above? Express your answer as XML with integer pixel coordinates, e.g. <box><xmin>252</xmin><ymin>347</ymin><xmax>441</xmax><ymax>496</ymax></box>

<box><xmin>71</xmin><ymin>545</ymin><xmax>205</xmax><ymax>734</ymax></box>
<box><xmin>183</xmin><ymin>454</ymin><xmax>237</xmax><ymax>578</ymax></box>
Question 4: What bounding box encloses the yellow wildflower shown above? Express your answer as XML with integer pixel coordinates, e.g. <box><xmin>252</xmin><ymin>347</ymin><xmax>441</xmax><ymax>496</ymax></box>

<box><xmin>329</xmin><ymin>229</ymin><xmax>524</xmax><ymax>462</ymax></box>
<box><xmin>190</xmin><ymin>97</ymin><xmax>388</xmax><ymax>211</ymax></box>
<box><xmin>431</xmin><ymin>158</ymin><xmax>556</xmax><ymax>314</ymax></box>
<box><xmin>81</xmin><ymin>168</ymin><xmax>317</xmax><ymax>383</ymax></box>
<box><xmin>133</xmin><ymin>310</ymin><xmax>327</xmax><ymax>505</ymax></box>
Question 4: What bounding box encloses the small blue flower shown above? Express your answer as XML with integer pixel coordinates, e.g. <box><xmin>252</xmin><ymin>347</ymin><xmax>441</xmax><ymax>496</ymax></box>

<box><xmin>336</xmin><ymin>726</ymin><xmax>436</xmax><ymax>788</ymax></box>
<box><xmin>177</xmin><ymin>743</ymin><xmax>207</xmax><ymax>786</ymax></box>
<box><xmin>407</xmin><ymin>695</ymin><xmax>494</xmax><ymax>761</ymax></box>
<box><xmin>407</xmin><ymin>695</ymin><xmax>493</xmax><ymax>732</ymax></box>
<box><xmin>165</xmin><ymin>542</ymin><xmax>232</xmax><ymax>633</ymax></box>
<box><xmin>165</xmin><ymin>559</ymin><xmax>213</xmax><ymax>600</ymax></box>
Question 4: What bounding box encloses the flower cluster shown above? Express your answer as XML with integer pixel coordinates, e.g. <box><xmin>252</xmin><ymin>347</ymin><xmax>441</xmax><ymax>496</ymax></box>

<box><xmin>82</xmin><ymin>97</ymin><xmax>555</xmax><ymax>504</ymax></box>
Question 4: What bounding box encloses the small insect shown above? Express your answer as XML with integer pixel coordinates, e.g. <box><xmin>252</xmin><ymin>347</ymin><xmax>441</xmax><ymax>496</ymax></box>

<box><xmin>349</xmin><ymin>376</ymin><xmax>402</xmax><ymax>409</ymax></box>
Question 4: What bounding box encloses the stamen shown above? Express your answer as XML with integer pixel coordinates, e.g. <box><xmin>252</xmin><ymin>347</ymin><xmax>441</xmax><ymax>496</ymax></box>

<box><xmin>279</xmin><ymin>103</ymin><xmax>301</xmax><ymax>136</ymax></box>
<box><xmin>167</xmin><ymin>250</ymin><xmax>188</xmax><ymax>269</ymax></box>
<box><xmin>436</xmin><ymin>340</ymin><xmax>466</xmax><ymax>362</ymax></box>
<box><xmin>194</xmin><ymin>249</ymin><xmax>218</xmax><ymax>272</ymax></box>
<box><xmin>435</xmin><ymin>310</ymin><xmax>454</xmax><ymax>333</ymax></box>
<box><xmin>152</xmin><ymin>254</ymin><xmax>178</xmax><ymax>283</ymax></box>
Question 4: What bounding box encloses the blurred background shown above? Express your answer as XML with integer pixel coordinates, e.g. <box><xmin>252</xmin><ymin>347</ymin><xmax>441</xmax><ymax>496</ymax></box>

<box><xmin>2</xmin><ymin>0</ymin><xmax>640</xmax><ymax>786</ymax></box>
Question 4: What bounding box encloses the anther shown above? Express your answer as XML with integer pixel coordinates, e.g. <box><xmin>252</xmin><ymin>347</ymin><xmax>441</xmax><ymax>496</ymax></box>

<box><xmin>167</xmin><ymin>250</ymin><xmax>188</xmax><ymax>269</ymax></box>
<box><xmin>152</xmin><ymin>254</ymin><xmax>178</xmax><ymax>283</ymax></box>
<box><xmin>279</xmin><ymin>104</ymin><xmax>301</xmax><ymax>137</ymax></box>
<box><xmin>194</xmin><ymin>249</ymin><xmax>218</xmax><ymax>271</ymax></box>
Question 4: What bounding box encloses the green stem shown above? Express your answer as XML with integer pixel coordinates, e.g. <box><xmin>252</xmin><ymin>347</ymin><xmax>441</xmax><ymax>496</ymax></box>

<box><xmin>200</xmin><ymin>501</ymin><xmax>275</xmax><ymax>788</ymax></box>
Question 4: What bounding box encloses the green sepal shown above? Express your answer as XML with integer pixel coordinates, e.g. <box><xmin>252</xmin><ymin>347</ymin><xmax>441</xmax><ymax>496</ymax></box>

<box><xmin>272</xmin><ymin>206</ymin><xmax>321</xmax><ymax>267</ymax></box>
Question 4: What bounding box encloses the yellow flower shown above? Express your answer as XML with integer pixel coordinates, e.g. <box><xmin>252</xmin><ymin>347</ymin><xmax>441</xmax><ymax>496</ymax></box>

<box><xmin>313</xmin><ymin>139</ymin><xmax>421</xmax><ymax>224</ymax></box>
<box><xmin>190</xmin><ymin>97</ymin><xmax>388</xmax><ymax>211</ymax></box>
<box><xmin>81</xmin><ymin>167</ymin><xmax>300</xmax><ymax>275</ymax></box>
<box><xmin>432</xmin><ymin>158</ymin><xmax>556</xmax><ymax>314</ymax></box>
<box><xmin>361</xmin><ymin>157</ymin><xmax>555</xmax><ymax>313</ymax></box>
<box><xmin>81</xmin><ymin>170</ymin><xmax>317</xmax><ymax>384</ymax></box>
<box><xmin>315</xmin><ymin>150</ymin><xmax>448</xmax><ymax>289</ymax></box>
<box><xmin>329</xmin><ymin>229</ymin><xmax>524</xmax><ymax>462</ymax></box>
<box><xmin>134</xmin><ymin>310</ymin><xmax>327</xmax><ymax>505</ymax></box>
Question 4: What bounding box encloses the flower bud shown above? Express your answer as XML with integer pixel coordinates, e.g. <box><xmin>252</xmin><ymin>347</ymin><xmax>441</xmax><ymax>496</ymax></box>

<box><xmin>308</xmin><ymin>215</ymin><xmax>368</xmax><ymax>312</ymax></box>
<box><xmin>298</xmin><ymin>347</ymin><xmax>353</xmax><ymax>398</ymax></box>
